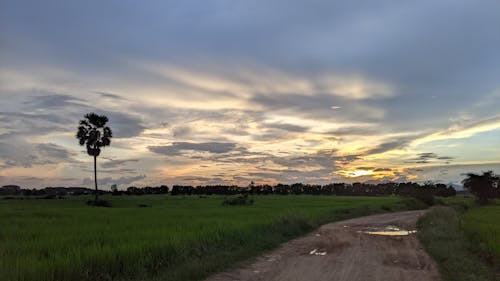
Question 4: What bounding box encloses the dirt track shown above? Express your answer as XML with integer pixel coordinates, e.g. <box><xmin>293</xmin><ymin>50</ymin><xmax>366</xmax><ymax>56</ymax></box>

<box><xmin>206</xmin><ymin>210</ymin><xmax>440</xmax><ymax>281</ymax></box>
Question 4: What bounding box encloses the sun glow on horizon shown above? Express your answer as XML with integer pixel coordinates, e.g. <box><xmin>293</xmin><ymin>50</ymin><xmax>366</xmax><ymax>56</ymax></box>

<box><xmin>348</xmin><ymin>169</ymin><xmax>374</xmax><ymax>178</ymax></box>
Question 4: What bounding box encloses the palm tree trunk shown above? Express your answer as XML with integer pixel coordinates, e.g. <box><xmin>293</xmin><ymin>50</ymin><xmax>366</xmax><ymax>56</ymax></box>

<box><xmin>94</xmin><ymin>155</ymin><xmax>98</xmax><ymax>202</ymax></box>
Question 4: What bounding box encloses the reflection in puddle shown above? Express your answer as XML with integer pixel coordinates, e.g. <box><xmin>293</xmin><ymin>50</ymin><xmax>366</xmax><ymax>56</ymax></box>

<box><xmin>365</xmin><ymin>230</ymin><xmax>417</xmax><ymax>236</ymax></box>
<box><xmin>360</xmin><ymin>225</ymin><xmax>417</xmax><ymax>236</ymax></box>
<box><xmin>309</xmin><ymin>249</ymin><xmax>327</xmax><ymax>256</ymax></box>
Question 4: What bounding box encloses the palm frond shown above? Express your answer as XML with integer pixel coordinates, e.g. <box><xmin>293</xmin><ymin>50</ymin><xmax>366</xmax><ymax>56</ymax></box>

<box><xmin>103</xmin><ymin>127</ymin><xmax>113</xmax><ymax>138</ymax></box>
<box><xmin>77</xmin><ymin>113</ymin><xmax>112</xmax><ymax>153</ymax></box>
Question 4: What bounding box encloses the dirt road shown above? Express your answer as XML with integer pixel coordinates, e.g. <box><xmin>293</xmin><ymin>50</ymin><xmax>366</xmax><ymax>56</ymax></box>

<box><xmin>206</xmin><ymin>210</ymin><xmax>440</xmax><ymax>281</ymax></box>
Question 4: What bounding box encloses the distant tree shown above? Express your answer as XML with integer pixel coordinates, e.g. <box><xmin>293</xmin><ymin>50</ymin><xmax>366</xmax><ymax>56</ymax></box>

<box><xmin>462</xmin><ymin>171</ymin><xmax>499</xmax><ymax>204</ymax></box>
<box><xmin>76</xmin><ymin>113</ymin><xmax>112</xmax><ymax>202</ymax></box>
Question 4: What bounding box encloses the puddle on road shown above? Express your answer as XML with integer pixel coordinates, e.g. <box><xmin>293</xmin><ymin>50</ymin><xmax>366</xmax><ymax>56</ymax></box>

<box><xmin>365</xmin><ymin>230</ymin><xmax>417</xmax><ymax>236</ymax></box>
<box><xmin>309</xmin><ymin>249</ymin><xmax>327</xmax><ymax>256</ymax></box>
<box><xmin>360</xmin><ymin>225</ymin><xmax>417</xmax><ymax>236</ymax></box>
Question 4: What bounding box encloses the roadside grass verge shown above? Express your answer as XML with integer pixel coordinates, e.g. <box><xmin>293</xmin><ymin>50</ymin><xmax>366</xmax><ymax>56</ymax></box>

<box><xmin>417</xmin><ymin>206</ymin><xmax>497</xmax><ymax>281</ymax></box>
<box><xmin>462</xmin><ymin>202</ymin><xmax>500</xmax><ymax>269</ymax></box>
<box><xmin>0</xmin><ymin>195</ymin><xmax>423</xmax><ymax>281</ymax></box>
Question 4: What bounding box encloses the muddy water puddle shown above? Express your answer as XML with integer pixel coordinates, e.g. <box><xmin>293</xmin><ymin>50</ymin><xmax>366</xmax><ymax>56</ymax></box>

<box><xmin>358</xmin><ymin>225</ymin><xmax>417</xmax><ymax>236</ymax></box>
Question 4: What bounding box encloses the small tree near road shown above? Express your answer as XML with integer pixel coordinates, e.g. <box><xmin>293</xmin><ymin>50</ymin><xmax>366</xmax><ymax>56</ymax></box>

<box><xmin>76</xmin><ymin>113</ymin><xmax>113</xmax><ymax>203</ymax></box>
<box><xmin>462</xmin><ymin>171</ymin><xmax>499</xmax><ymax>205</ymax></box>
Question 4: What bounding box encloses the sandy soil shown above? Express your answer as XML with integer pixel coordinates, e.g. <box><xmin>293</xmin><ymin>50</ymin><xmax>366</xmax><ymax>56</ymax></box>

<box><xmin>205</xmin><ymin>210</ymin><xmax>440</xmax><ymax>281</ymax></box>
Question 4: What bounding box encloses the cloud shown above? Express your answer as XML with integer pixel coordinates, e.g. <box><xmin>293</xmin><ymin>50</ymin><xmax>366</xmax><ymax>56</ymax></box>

<box><xmin>171</xmin><ymin>125</ymin><xmax>193</xmax><ymax>138</ymax></box>
<box><xmin>250</xmin><ymin>93</ymin><xmax>386</xmax><ymax>122</ymax></box>
<box><xmin>374</xmin><ymin>168</ymin><xmax>392</xmax><ymax>172</ymax></box>
<box><xmin>15</xmin><ymin>93</ymin><xmax>147</xmax><ymax>139</ymax></box>
<box><xmin>0</xmin><ymin>142</ymin><xmax>76</xmax><ymax>168</ymax></box>
<box><xmin>0</xmin><ymin>110</ymin><xmax>72</xmax><ymax>140</ymax></box>
<box><xmin>325</xmin><ymin>125</ymin><xmax>380</xmax><ymax>136</ymax></box>
<box><xmin>268</xmin><ymin>150</ymin><xmax>360</xmax><ymax>174</ymax></box>
<box><xmin>149</xmin><ymin>142</ymin><xmax>237</xmax><ymax>156</ymax></box>
<box><xmin>105</xmin><ymin>111</ymin><xmax>146</xmax><ymax>138</ymax></box>
<box><xmin>100</xmin><ymin>158</ymin><xmax>139</xmax><ymax>169</ymax></box>
<box><xmin>405</xmin><ymin>152</ymin><xmax>454</xmax><ymax>164</ymax></box>
<box><xmin>82</xmin><ymin>174</ymin><xmax>146</xmax><ymax>188</ymax></box>
<box><xmin>363</xmin><ymin>139</ymin><xmax>409</xmax><ymax>155</ymax></box>
<box><xmin>356</xmin><ymin>166</ymin><xmax>375</xmax><ymax>170</ymax></box>
<box><xmin>96</xmin><ymin>92</ymin><xmax>127</xmax><ymax>100</ymax></box>
<box><xmin>412</xmin><ymin>116</ymin><xmax>500</xmax><ymax>145</ymax></box>
<box><xmin>263</xmin><ymin>122</ymin><xmax>310</xmax><ymax>133</ymax></box>
<box><xmin>23</xmin><ymin>94</ymin><xmax>86</xmax><ymax>109</ymax></box>
<box><xmin>0</xmin><ymin>111</ymin><xmax>67</xmax><ymax>125</ymax></box>
<box><xmin>37</xmin><ymin>143</ymin><xmax>74</xmax><ymax>161</ymax></box>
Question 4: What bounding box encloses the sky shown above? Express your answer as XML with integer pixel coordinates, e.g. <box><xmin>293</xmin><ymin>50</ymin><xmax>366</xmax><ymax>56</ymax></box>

<box><xmin>0</xmin><ymin>0</ymin><xmax>499</xmax><ymax>189</ymax></box>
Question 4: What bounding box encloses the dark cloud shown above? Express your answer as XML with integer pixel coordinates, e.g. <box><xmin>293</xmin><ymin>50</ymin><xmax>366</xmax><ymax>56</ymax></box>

<box><xmin>149</xmin><ymin>142</ymin><xmax>237</xmax><ymax>156</ymax></box>
<box><xmin>374</xmin><ymin>168</ymin><xmax>392</xmax><ymax>172</ymax></box>
<box><xmin>263</xmin><ymin>122</ymin><xmax>310</xmax><ymax>133</ymax></box>
<box><xmin>418</xmin><ymin>153</ymin><xmax>438</xmax><ymax>159</ymax></box>
<box><xmin>0</xmin><ymin>111</ymin><xmax>70</xmax><ymax>140</ymax></box>
<box><xmin>405</xmin><ymin>152</ymin><xmax>454</xmax><ymax>164</ymax></box>
<box><xmin>82</xmin><ymin>167</ymin><xmax>138</xmax><ymax>174</ymax></box>
<box><xmin>363</xmin><ymin>139</ymin><xmax>409</xmax><ymax>155</ymax></box>
<box><xmin>251</xmin><ymin>130</ymin><xmax>289</xmax><ymax>142</ymax></box>
<box><xmin>0</xmin><ymin>142</ymin><xmax>76</xmax><ymax>168</ymax></box>
<box><xmin>96</xmin><ymin>92</ymin><xmax>127</xmax><ymax>100</ymax></box>
<box><xmin>437</xmin><ymin>156</ymin><xmax>454</xmax><ymax>160</ymax></box>
<box><xmin>179</xmin><ymin>176</ymin><xmax>230</xmax><ymax>184</ymax></box>
<box><xmin>100</xmin><ymin>158</ymin><xmax>139</xmax><ymax>169</ymax></box>
<box><xmin>171</xmin><ymin>125</ymin><xmax>193</xmax><ymax>138</ymax></box>
<box><xmin>106</xmin><ymin>111</ymin><xmax>146</xmax><ymax>138</ymax></box>
<box><xmin>0</xmin><ymin>111</ymin><xmax>67</xmax><ymax>124</ymax></box>
<box><xmin>23</xmin><ymin>94</ymin><xmax>86</xmax><ymax>109</ymax></box>
<box><xmin>14</xmin><ymin>93</ymin><xmax>147</xmax><ymax>139</ymax></box>
<box><xmin>37</xmin><ymin>143</ymin><xmax>74</xmax><ymax>161</ymax></box>
<box><xmin>356</xmin><ymin>166</ymin><xmax>375</xmax><ymax>170</ymax></box>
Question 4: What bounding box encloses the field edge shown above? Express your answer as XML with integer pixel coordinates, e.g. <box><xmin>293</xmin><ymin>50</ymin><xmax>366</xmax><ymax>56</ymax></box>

<box><xmin>417</xmin><ymin>205</ymin><xmax>498</xmax><ymax>281</ymax></box>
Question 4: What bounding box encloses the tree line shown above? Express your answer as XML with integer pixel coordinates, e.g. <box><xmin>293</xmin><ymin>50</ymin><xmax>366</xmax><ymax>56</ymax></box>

<box><xmin>1</xmin><ymin>182</ymin><xmax>456</xmax><ymax>197</ymax></box>
<box><xmin>168</xmin><ymin>182</ymin><xmax>457</xmax><ymax>197</ymax></box>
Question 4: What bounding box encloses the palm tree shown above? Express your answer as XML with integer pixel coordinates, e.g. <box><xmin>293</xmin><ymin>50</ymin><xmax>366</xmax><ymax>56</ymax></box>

<box><xmin>76</xmin><ymin>113</ymin><xmax>112</xmax><ymax>202</ymax></box>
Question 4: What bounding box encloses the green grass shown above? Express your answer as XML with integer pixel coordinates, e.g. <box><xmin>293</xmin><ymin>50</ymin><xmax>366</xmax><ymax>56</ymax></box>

<box><xmin>462</xmin><ymin>201</ymin><xmax>500</xmax><ymax>268</ymax></box>
<box><xmin>0</xmin><ymin>195</ymin><xmax>418</xmax><ymax>281</ymax></box>
<box><xmin>418</xmin><ymin>206</ymin><xmax>498</xmax><ymax>281</ymax></box>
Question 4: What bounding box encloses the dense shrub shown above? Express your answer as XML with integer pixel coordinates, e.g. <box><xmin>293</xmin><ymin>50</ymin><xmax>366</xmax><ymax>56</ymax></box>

<box><xmin>409</xmin><ymin>189</ymin><xmax>435</xmax><ymax>206</ymax></box>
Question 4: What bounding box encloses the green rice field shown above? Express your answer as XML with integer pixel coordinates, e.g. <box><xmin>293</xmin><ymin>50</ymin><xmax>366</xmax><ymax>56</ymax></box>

<box><xmin>0</xmin><ymin>195</ymin><xmax>413</xmax><ymax>281</ymax></box>
<box><xmin>462</xmin><ymin>201</ymin><xmax>500</xmax><ymax>267</ymax></box>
